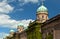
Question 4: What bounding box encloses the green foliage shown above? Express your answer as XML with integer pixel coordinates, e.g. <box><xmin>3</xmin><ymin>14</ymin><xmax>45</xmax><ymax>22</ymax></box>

<box><xmin>42</xmin><ymin>28</ymin><xmax>46</xmax><ymax>30</ymax></box>
<box><xmin>27</xmin><ymin>23</ymin><xmax>42</xmax><ymax>39</ymax></box>
<box><xmin>46</xmin><ymin>33</ymin><xmax>53</xmax><ymax>39</ymax></box>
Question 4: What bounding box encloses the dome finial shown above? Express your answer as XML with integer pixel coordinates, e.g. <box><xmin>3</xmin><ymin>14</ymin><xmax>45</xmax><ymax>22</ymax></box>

<box><xmin>41</xmin><ymin>0</ymin><xmax>45</xmax><ymax>5</ymax></box>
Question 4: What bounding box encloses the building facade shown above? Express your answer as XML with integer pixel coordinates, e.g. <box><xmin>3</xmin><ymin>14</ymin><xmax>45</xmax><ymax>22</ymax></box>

<box><xmin>41</xmin><ymin>14</ymin><xmax>60</xmax><ymax>39</ymax></box>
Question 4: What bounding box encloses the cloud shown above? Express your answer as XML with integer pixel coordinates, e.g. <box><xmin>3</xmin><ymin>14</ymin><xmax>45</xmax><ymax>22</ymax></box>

<box><xmin>18</xmin><ymin>8</ymin><xmax>24</xmax><ymax>11</ymax></box>
<box><xmin>19</xmin><ymin>0</ymin><xmax>39</xmax><ymax>3</ymax></box>
<box><xmin>0</xmin><ymin>1</ymin><xmax>14</xmax><ymax>14</ymax></box>
<box><xmin>24</xmin><ymin>0</ymin><xmax>39</xmax><ymax>3</ymax></box>
<box><xmin>0</xmin><ymin>14</ymin><xmax>34</xmax><ymax>29</ymax></box>
<box><xmin>0</xmin><ymin>0</ymin><xmax>39</xmax><ymax>7</ymax></box>
<box><xmin>0</xmin><ymin>32</ymin><xmax>9</xmax><ymax>39</ymax></box>
<box><xmin>0</xmin><ymin>0</ymin><xmax>16</xmax><ymax>3</ymax></box>
<box><xmin>14</xmin><ymin>8</ymin><xmax>24</xmax><ymax>12</ymax></box>
<box><xmin>0</xmin><ymin>0</ymin><xmax>34</xmax><ymax>29</ymax></box>
<box><xmin>19</xmin><ymin>0</ymin><xmax>39</xmax><ymax>6</ymax></box>
<box><xmin>19</xmin><ymin>19</ymin><xmax>34</xmax><ymax>28</ymax></box>
<box><xmin>0</xmin><ymin>14</ymin><xmax>19</xmax><ymax>28</ymax></box>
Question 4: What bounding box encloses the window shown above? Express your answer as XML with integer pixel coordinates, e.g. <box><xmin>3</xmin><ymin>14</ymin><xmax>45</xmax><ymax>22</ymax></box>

<box><xmin>42</xmin><ymin>16</ymin><xmax>44</xmax><ymax>18</ymax></box>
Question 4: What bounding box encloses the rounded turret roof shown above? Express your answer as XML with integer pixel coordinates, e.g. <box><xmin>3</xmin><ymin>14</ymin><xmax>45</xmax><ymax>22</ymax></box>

<box><xmin>18</xmin><ymin>23</ymin><xmax>24</xmax><ymax>27</ymax></box>
<box><xmin>10</xmin><ymin>30</ymin><xmax>14</xmax><ymax>32</ymax></box>
<box><xmin>37</xmin><ymin>5</ymin><xmax>48</xmax><ymax>13</ymax></box>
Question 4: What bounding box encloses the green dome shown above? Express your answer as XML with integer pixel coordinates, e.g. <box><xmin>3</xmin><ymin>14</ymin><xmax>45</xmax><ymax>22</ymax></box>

<box><xmin>10</xmin><ymin>30</ymin><xmax>14</xmax><ymax>32</ymax></box>
<box><xmin>37</xmin><ymin>5</ymin><xmax>48</xmax><ymax>13</ymax></box>
<box><xmin>18</xmin><ymin>23</ymin><xmax>24</xmax><ymax>27</ymax></box>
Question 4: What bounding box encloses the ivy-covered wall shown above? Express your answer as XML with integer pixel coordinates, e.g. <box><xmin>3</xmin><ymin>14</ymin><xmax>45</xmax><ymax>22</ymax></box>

<box><xmin>46</xmin><ymin>33</ymin><xmax>53</xmax><ymax>39</ymax></box>
<box><xmin>26</xmin><ymin>23</ymin><xmax>42</xmax><ymax>39</ymax></box>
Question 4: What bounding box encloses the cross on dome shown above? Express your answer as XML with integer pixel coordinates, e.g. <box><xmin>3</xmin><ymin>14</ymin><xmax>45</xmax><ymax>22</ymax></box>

<box><xmin>41</xmin><ymin>0</ymin><xmax>45</xmax><ymax>5</ymax></box>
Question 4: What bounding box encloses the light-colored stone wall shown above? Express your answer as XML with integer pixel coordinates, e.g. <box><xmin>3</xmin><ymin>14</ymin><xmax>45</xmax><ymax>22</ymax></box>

<box><xmin>37</xmin><ymin>13</ymin><xmax>48</xmax><ymax>23</ymax></box>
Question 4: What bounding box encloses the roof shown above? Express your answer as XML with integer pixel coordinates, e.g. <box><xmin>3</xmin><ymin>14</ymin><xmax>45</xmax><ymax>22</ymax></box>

<box><xmin>18</xmin><ymin>23</ymin><xmax>24</xmax><ymax>27</ymax></box>
<box><xmin>10</xmin><ymin>30</ymin><xmax>15</xmax><ymax>32</ymax></box>
<box><xmin>37</xmin><ymin>5</ymin><xmax>48</xmax><ymax>14</ymax></box>
<box><xmin>41</xmin><ymin>14</ymin><xmax>60</xmax><ymax>27</ymax></box>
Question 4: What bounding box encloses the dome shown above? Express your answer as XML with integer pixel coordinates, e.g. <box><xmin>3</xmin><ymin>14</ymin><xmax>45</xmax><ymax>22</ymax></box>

<box><xmin>37</xmin><ymin>5</ymin><xmax>48</xmax><ymax>13</ymax></box>
<box><xmin>10</xmin><ymin>30</ymin><xmax>14</xmax><ymax>32</ymax></box>
<box><xmin>18</xmin><ymin>23</ymin><xmax>24</xmax><ymax>27</ymax></box>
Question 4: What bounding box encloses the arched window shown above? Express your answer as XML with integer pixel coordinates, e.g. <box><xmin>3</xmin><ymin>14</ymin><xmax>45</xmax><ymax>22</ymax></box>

<box><xmin>42</xmin><ymin>15</ymin><xmax>44</xmax><ymax>19</ymax></box>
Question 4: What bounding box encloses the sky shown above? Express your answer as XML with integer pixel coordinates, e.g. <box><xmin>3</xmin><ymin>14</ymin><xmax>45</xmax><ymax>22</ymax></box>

<box><xmin>0</xmin><ymin>0</ymin><xmax>60</xmax><ymax>39</ymax></box>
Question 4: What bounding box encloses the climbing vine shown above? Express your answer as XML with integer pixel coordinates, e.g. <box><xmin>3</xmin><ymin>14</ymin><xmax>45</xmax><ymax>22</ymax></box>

<box><xmin>26</xmin><ymin>23</ymin><xmax>42</xmax><ymax>39</ymax></box>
